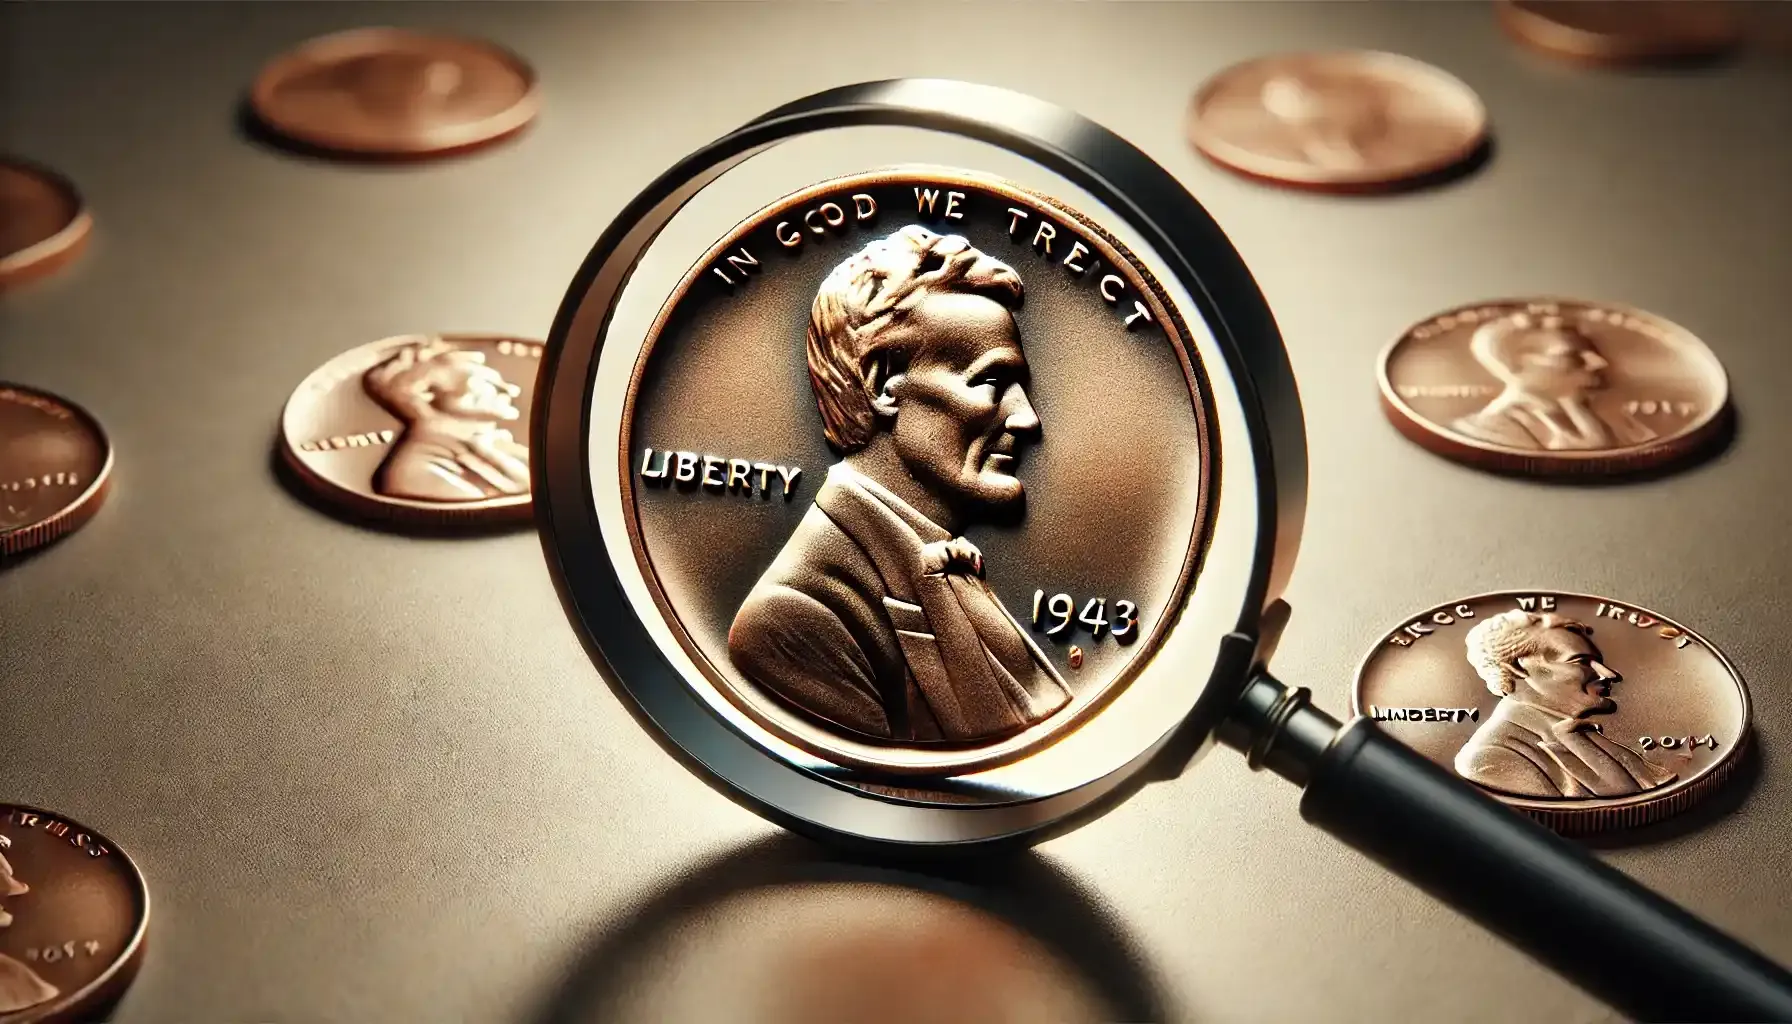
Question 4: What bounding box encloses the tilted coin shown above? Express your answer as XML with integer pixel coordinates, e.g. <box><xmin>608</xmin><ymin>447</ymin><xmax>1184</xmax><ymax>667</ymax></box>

<box><xmin>0</xmin><ymin>805</ymin><xmax>147</xmax><ymax>1024</ymax></box>
<box><xmin>618</xmin><ymin>169</ymin><xmax>1217</xmax><ymax>781</ymax></box>
<box><xmin>279</xmin><ymin>334</ymin><xmax>540</xmax><ymax>525</ymax></box>
<box><xmin>0</xmin><ymin>385</ymin><xmax>111</xmax><ymax>559</ymax></box>
<box><xmin>0</xmin><ymin>159</ymin><xmax>90</xmax><ymax>292</ymax></box>
<box><xmin>1496</xmin><ymin>1</ymin><xmax>1743</xmax><ymax>66</ymax></box>
<box><xmin>1352</xmin><ymin>592</ymin><xmax>1751</xmax><ymax>834</ymax></box>
<box><xmin>249</xmin><ymin>28</ymin><xmax>539</xmax><ymax>158</ymax></box>
<box><xmin>1187</xmin><ymin>51</ymin><xmax>1488</xmax><ymax>192</ymax></box>
<box><xmin>1378</xmin><ymin>298</ymin><xmax>1729</xmax><ymax>476</ymax></box>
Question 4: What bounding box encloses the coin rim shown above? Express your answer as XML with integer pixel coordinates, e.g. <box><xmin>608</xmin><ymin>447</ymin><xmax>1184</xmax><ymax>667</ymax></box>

<box><xmin>1347</xmin><ymin>590</ymin><xmax>1754</xmax><ymax>834</ymax></box>
<box><xmin>248</xmin><ymin>26</ymin><xmax>542</xmax><ymax>157</ymax></box>
<box><xmin>615</xmin><ymin>167</ymin><xmax>1219</xmax><ymax>777</ymax></box>
<box><xmin>0</xmin><ymin>383</ymin><xmax>114</xmax><ymax>558</ymax></box>
<box><xmin>1186</xmin><ymin>49</ymin><xmax>1489</xmax><ymax>191</ymax></box>
<box><xmin>0</xmin><ymin>157</ymin><xmax>92</xmax><ymax>292</ymax></box>
<box><xmin>1376</xmin><ymin>296</ymin><xmax>1732</xmax><ymax>475</ymax></box>
<box><xmin>1495</xmin><ymin>0</ymin><xmax>1743</xmax><ymax>66</ymax></box>
<box><xmin>0</xmin><ymin>803</ymin><xmax>150</xmax><ymax>1024</ymax></box>
<box><xmin>276</xmin><ymin>333</ymin><xmax>540</xmax><ymax>525</ymax></box>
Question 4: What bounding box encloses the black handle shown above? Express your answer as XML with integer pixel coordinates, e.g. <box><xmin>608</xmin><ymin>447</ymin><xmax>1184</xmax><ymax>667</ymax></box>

<box><xmin>1301</xmin><ymin>717</ymin><xmax>1792</xmax><ymax>1022</ymax></box>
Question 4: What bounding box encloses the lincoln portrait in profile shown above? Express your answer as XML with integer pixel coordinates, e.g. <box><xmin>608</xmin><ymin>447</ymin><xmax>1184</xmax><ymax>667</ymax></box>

<box><xmin>727</xmin><ymin>226</ymin><xmax>1072</xmax><ymax>744</ymax></box>
<box><xmin>363</xmin><ymin>338</ymin><xmax>531</xmax><ymax>502</ymax></box>
<box><xmin>1455</xmin><ymin>610</ymin><xmax>1676</xmax><ymax>799</ymax></box>
<box><xmin>1450</xmin><ymin>313</ymin><xmax>1656</xmax><ymax>451</ymax></box>
<box><xmin>0</xmin><ymin>838</ymin><xmax>60</xmax><ymax>1013</ymax></box>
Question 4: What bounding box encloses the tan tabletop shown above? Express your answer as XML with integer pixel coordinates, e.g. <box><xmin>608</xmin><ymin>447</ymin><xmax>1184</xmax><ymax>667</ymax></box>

<box><xmin>2</xmin><ymin>3</ymin><xmax>1788</xmax><ymax>1022</ymax></box>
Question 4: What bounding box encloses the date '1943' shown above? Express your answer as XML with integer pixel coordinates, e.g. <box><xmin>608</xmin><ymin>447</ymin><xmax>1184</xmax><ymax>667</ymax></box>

<box><xmin>1031</xmin><ymin>589</ymin><xmax>1138</xmax><ymax>644</ymax></box>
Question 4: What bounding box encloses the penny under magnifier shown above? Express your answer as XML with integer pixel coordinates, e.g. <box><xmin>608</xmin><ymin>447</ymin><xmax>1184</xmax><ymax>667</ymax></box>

<box><xmin>533</xmin><ymin>79</ymin><xmax>1792</xmax><ymax>1021</ymax></box>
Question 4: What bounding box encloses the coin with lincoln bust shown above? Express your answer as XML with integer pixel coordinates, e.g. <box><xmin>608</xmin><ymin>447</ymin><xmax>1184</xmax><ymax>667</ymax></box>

<box><xmin>1378</xmin><ymin>298</ymin><xmax>1730</xmax><ymax>476</ymax></box>
<box><xmin>0</xmin><ymin>805</ymin><xmax>147</xmax><ymax>1023</ymax></box>
<box><xmin>617</xmin><ymin>169</ymin><xmax>1218</xmax><ymax>778</ymax></box>
<box><xmin>1187</xmin><ymin>51</ymin><xmax>1488</xmax><ymax>192</ymax></box>
<box><xmin>1352</xmin><ymin>592</ymin><xmax>1751</xmax><ymax>834</ymax></box>
<box><xmin>279</xmin><ymin>334</ymin><xmax>540</xmax><ymax>525</ymax></box>
<box><xmin>249</xmin><ymin>28</ymin><xmax>539</xmax><ymax>158</ymax></box>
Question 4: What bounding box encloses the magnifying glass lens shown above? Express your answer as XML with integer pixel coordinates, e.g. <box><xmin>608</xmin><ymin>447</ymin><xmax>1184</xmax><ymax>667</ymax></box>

<box><xmin>615</xmin><ymin>168</ymin><xmax>1218</xmax><ymax>793</ymax></box>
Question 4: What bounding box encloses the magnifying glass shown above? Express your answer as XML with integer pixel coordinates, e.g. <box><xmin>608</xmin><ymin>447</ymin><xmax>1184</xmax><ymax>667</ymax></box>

<box><xmin>532</xmin><ymin>79</ymin><xmax>1792</xmax><ymax>1021</ymax></box>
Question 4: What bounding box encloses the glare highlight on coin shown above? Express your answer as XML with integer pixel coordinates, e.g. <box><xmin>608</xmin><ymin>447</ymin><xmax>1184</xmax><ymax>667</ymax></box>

<box><xmin>1352</xmin><ymin>592</ymin><xmax>1751</xmax><ymax>834</ymax></box>
<box><xmin>0</xmin><ymin>159</ymin><xmax>91</xmax><ymax>292</ymax></box>
<box><xmin>0</xmin><ymin>805</ymin><xmax>148</xmax><ymax>1024</ymax></box>
<box><xmin>1187</xmin><ymin>51</ymin><xmax>1488</xmax><ymax>192</ymax></box>
<box><xmin>249</xmin><ymin>28</ymin><xmax>540</xmax><ymax>158</ymax></box>
<box><xmin>0</xmin><ymin>384</ymin><xmax>111</xmax><ymax>559</ymax></box>
<box><xmin>1496</xmin><ymin>1</ymin><xmax>1744</xmax><ymax>66</ymax></box>
<box><xmin>279</xmin><ymin>334</ymin><xmax>540</xmax><ymax>525</ymax></box>
<box><xmin>1378</xmin><ymin>297</ymin><xmax>1730</xmax><ymax>476</ymax></box>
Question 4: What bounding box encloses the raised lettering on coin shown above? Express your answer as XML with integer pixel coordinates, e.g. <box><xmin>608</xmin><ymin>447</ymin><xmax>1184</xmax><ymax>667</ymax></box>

<box><xmin>618</xmin><ymin>169</ymin><xmax>1217</xmax><ymax>777</ymax></box>
<box><xmin>1352</xmin><ymin>591</ymin><xmax>1752</xmax><ymax>834</ymax></box>
<box><xmin>1378</xmin><ymin>298</ymin><xmax>1730</xmax><ymax>476</ymax></box>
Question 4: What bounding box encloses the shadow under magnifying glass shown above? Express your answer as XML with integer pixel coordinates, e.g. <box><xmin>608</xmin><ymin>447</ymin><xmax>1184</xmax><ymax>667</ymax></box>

<box><xmin>535</xmin><ymin>834</ymin><xmax>1170</xmax><ymax>1024</ymax></box>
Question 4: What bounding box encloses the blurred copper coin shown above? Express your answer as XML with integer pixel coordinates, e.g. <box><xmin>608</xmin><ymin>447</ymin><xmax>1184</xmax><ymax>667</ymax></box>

<box><xmin>249</xmin><ymin>27</ymin><xmax>539</xmax><ymax>158</ymax></box>
<box><xmin>0</xmin><ymin>384</ymin><xmax>111</xmax><ymax>559</ymax></box>
<box><xmin>279</xmin><ymin>334</ymin><xmax>540</xmax><ymax>525</ymax></box>
<box><xmin>1352</xmin><ymin>592</ymin><xmax>1751</xmax><ymax>834</ymax></box>
<box><xmin>1496</xmin><ymin>1</ymin><xmax>1744</xmax><ymax>66</ymax></box>
<box><xmin>0</xmin><ymin>159</ymin><xmax>90</xmax><ymax>292</ymax></box>
<box><xmin>1378</xmin><ymin>298</ymin><xmax>1729</xmax><ymax>476</ymax></box>
<box><xmin>0</xmin><ymin>805</ymin><xmax>148</xmax><ymax>1023</ymax></box>
<box><xmin>1187</xmin><ymin>51</ymin><xmax>1488</xmax><ymax>192</ymax></box>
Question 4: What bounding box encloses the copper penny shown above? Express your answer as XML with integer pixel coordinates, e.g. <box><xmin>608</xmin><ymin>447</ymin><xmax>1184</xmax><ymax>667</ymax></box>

<box><xmin>1187</xmin><ymin>51</ymin><xmax>1488</xmax><ymax>192</ymax></box>
<box><xmin>616</xmin><ymin>169</ymin><xmax>1217</xmax><ymax>780</ymax></box>
<box><xmin>279</xmin><ymin>334</ymin><xmax>540</xmax><ymax>525</ymax></box>
<box><xmin>1496</xmin><ymin>1</ymin><xmax>1744</xmax><ymax>66</ymax></box>
<box><xmin>0</xmin><ymin>159</ymin><xmax>90</xmax><ymax>292</ymax></box>
<box><xmin>1352</xmin><ymin>592</ymin><xmax>1751</xmax><ymax>834</ymax></box>
<box><xmin>0</xmin><ymin>385</ymin><xmax>111</xmax><ymax>559</ymax></box>
<box><xmin>249</xmin><ymin>28</ymin><xmax>539</xmax><ymax>158</ymax></box>
<box><xmin>0</xmin><ymin>805</ymin><xmax>147</xmax><ymax>1024</ymax></box>
<box><xmin>1378</xmin><ymin>298</ymin><xmax>1730</xmax><ymax>476</ymax></box>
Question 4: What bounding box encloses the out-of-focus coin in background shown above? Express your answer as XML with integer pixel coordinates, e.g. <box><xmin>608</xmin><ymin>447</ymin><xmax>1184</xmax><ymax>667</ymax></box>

<box><xmin>1496</xmin><ymin>1</ymin><xmax>1744</xmax><ymax>66</ymax></box>
<box><xmin>0</xmin><ymin>384</ymin><xmax>112</xmax><ymax>559</ymax></box>
<box><xmin>1187</xmin><ymin>50</ymin><xmax>1488</xmax><ymax>192</ymax></box>
<box><xmin>0</xmin><ymin>159</ymin><xmax>91</xmax><ymax>293</ymax></box>
<box><xmin>1377</xmin><ymin>297</ymin><xmax>1730</xmax><ymax>477</ymax></box>
<box><xmin>248</xmin><ymin>27</ymin><xmax>539</xmax><ymax>158</ymax></box>
<box><xmin>1352</xmin><ymin>592</ymin><xmax>1752</xmax><ymax>834</ymax></box>
<box><xmin>0</xmin><ymin>805</ymin><xmax>148</xmax><ymax>1024</ymax></box>
<box><xmin>278</xmin><ymin>334</ymin><xmax>540</xmax><ymax>526</ymax></box>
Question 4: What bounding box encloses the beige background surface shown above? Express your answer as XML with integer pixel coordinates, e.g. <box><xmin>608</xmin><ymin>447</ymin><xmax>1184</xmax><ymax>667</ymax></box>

<box><xmin>1</xmin><ymin>3</ymin><xmax>1788</xmax><ymax>1022</ymax></box>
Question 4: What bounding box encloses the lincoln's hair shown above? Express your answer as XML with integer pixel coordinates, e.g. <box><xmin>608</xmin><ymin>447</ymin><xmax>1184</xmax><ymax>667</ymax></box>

<box><xmin>806</xmin><ymin>226</ymin><xmax>1023</xmax><ymax>451</ymax></box>
<box><xmin>1463</xmin><ymin>610</ymin><xmax>1591</xmax><ymax>697</ymax></box>
<box><xmin>363</xmin><ymin>338</ymin><xmax>481</xmax><ymax>421</ymax></box>
<box><xmin>1467</xmin><ymin>313</ymin><xmax>1594</xmax><ymax>382</ymax></box>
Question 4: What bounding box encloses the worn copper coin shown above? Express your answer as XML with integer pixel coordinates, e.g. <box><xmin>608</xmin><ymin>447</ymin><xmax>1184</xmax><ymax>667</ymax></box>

<box><xmin>0</xmin><ymin>159</ymin><xmax>90</xmax><ymax>292</ymax></box>
<box><xmin>0</xmin><ymin>385</ymin><xmax>111</xmax><ymax>558</ymax></box>
<box><xmin>249</xmin><ymin>28</ymin><xmax>539</xmax><ymax>158</ymax></box>
<box><xmin>280</xmin><ymin>334</ymin><xmax>540</xmax><ymax>524</ymax></box>
<box><xmin>617</xmin><ymin>168</ymin><xmax>1217</xmax><ymax>780</ymax></box>
<box><xmin>1187</xmin><ymin>51</ymin><xmax>1488</xmax><ymax>192</ymax></box>
<box><xmin>1496</xmin><ymin>1</ymin><xmax>1744</xmax><ymax>66</ymax></box>
<box><xmin>1378</xmin><ymin>298</ymin><xmax>1729</xmax><ymax>476</ymax></box>
<box><xmin>1352</xmin><ymin>592</ymin><xmax>1751</xmax><ymax>834</ymax></box>
<box><xmin>0</xmin><ymin>805</ymin><xmax>147</xmax><ymax>1024</ymax></box>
